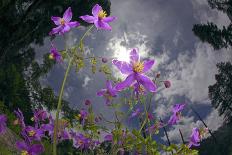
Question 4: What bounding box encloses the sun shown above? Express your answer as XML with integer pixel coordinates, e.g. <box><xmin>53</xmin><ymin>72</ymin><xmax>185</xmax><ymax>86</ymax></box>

<box><xmin>112</xmin><ymin>44</ymin><xmax>130</xmax><ymax>63</ymax></box>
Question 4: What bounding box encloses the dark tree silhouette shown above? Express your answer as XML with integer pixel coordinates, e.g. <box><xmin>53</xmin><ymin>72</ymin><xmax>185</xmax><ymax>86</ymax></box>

<box><xmin>208</xmin><ymin>62</ymin><xmax>232</xmax><ymax>123</ymax></box>
<box><xmin>193</xmin><ymin>0</ymin><xmax>232</xmax><ymax>50</ymax></box>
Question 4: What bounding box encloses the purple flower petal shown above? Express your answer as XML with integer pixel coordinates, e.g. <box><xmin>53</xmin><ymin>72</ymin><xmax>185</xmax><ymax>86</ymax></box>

<box><xmin>92</xmin><ymin>4</ymin><xmax>102</xmax><ymax>17</ymax></box>
<box><xmin>51</xmin><ymin>16</ymin><xmax>62</xmax><ymax>25</ymax></box>
<box><xmin>68</xmin><ymin>21</ymin><xmax>80</xmax><ymax>28</ymax></box>
<box><xmin>112</xmin><ymin>60</ymin><xmax>133</xmax><ymax>74</ymax></box>
<box><xmin>63</xmin><ymin>7</ymin><xmax>72</xmax><ymax>22</ymax></box>
<box><xmin>62</xmin><ymin>25</ymin><xmax>71</xmax><ymax>33</ymax></box>
<box><xmin>142</xmin><ymin>60</ymin><xmax>155</xmax><ymax>73</ymax></box>
<box><xmin>188</xmin><ymin>128</ymin><xmax>201</xmax><ymax>147</ymax></box>
<box><xmin>130</xmin><ymin>48</ymin><xmax>139</xmax><ymax>63</ymax></box>
<box><xmin>102</xmin><ymin>16</ymin><xmax>116</xmax><ymax>22</ymax></box>
<box><xmin>29</xmin><ymin>144</ymin><xmax>44</xmax><ymax>154</ymax></box>
<box><xmin>16</xmin><ymin>141</ymin><xmax>28</xmax><ymax>150</ymax></box>
<box><xmin>49</xmin><ymin>26</ymin><xmax>63</xmax><ymax>35</ymax></box>
<box><xmin>94</xmin><ymin>20</ymin><xmax>112</xmax><ymax>30</ymax></box>
<box><xmin>106</xmin><ymin>80</ymin><xmax>117</xmax><ymax>96</ymax></box>
<box><xmin>97</xmin><ymin>89</ymin><xmax>106</xmax><ymax>96</ymax></box>
<box><xmin>137</xmin><ymin>74</ymin><xmax>156</xmax><ymax>92</ymax></box>
<box><xmin>168</xmin><ymin>114</ymin><xmax>178</xmax><ymax>125</ymax></box>
<box><xmin>80</xmin><ymin>15</ymin><xmax>96</xmax><ymax>23</ymax></box>
<box><xmin>115</xmin><ymin>74</ymin><xmax>135</xmax><ymax>91</ymax></box>
<box><xmin>172</xmin><ymin>104</ymin><xmax>185</xmax><ymax>113</ymax></box>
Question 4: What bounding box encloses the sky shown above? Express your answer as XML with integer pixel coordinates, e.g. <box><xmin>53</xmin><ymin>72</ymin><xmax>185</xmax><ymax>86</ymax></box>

<box><xmin>35</xmin><ymin>0</ymin><xmax>232</xmax><ymax>144</ymax></box>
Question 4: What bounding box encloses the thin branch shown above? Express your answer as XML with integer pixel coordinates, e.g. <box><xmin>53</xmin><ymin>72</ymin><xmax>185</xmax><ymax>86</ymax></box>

<box><xmin>179</xmin><ymin>129</ymin><xmax>185</xmax><ymax>144</ymax></box>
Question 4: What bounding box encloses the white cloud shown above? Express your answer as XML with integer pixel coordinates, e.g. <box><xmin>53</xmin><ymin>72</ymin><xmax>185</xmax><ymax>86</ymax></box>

<box><xmin>82</xmin><ymin>76</ymin><xmax>91</xmax><ymax>88</ymax></box>
<box><xmin>160</xmin><ymin>43</ymin><xmax>231</xmax><ymax>103</ymax></box>
<box><xmin>191</xmin><ymin>0</ymin><xmax>230</xmax><ymax>28</ymax></box>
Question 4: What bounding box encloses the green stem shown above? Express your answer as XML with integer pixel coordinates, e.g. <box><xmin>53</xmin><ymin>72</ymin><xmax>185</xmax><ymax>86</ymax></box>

<box><xmin>139</xmin><ymin>98</ymin><xmax>148</xmax><ymax>133</ymax></box>
<box><xmin>52</xmin><ymin>58</ymin><xmax>73</xmax><ymax>155</ymax></box>
<box><xmin>52</xmin><ymin>25</ymin><xmax>94</xmax><ymax>155</ymax></box>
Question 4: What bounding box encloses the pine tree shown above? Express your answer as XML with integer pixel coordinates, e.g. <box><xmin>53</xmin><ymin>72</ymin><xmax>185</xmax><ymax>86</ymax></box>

<box><xmin>209</xmin><ymin>62</ymin><xmax>232</xmax><ymax>123</ymax></box>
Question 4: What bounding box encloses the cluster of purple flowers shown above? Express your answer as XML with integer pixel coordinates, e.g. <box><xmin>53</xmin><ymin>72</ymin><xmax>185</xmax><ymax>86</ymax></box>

<box><xmin>0</xmin><ymin>107</ymin><xmax>118</xmax><ymax>154</ymax></box>
<box><xmin>48</xmin><ymin>4</ymin><xmax>116</xmax><ymax>62</ymax></box>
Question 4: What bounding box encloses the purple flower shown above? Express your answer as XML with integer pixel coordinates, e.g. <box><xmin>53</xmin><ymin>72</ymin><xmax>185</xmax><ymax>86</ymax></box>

<box><xmin>188</xmin><ymin>127</ymin><xmax>201</xmax><ymax>148</ymax></box>
<box><xmin>75</xmin><ymin>110</ymin><xmax>88</xmax><ymax>125</ymax></box>
<box><xmin>97</xmin><ymin>80</ymin><xmax>117</xmax><ymax>105</ymax></box>
<box><xmin>24</xmin><ymin>126</ymin><xmax>44</xmax><ymax>142</ymax></box>
<box><xmin>130</xmin><ymin>108</ymin><xmax>141</xmax><ymax>119</ymax></box>
<box><xmin>41</xmin><ymin>116</ymin><xmax>69</xmax><ymax>142</ymax></box>
<box><xmin>104</xmin><ymin>134</ymin><xmax>113</xmax><ymax>142</ymax></box>
<box><xmin>16</xmin><ymin>141</ymin><xmax>44</xmax><ymax>155</ymax></box>
<box><xmin>164</xmin><ymin>80</ymin><xmax>171</xmax><ymax>88</ymax></box>
<box><xmin>49</xmin><ymin>7</ymin><xmax>80</xmax><ymax>35</ymax></box>
<box><xmin>73</xmin><ymin>133</ymin><xmax>91</xmax><ymax>150</ymax></box>
<box><xmin>112</xmin><ymin>48</ymin><xmax>157</xmax><ymax>92</ymax></box>
<box><xmin>32</xmin><ymin>109</ymin><xmax>47</xmax><ymax>124</ymax></box>
<box><xmin>0</xmin><ymin>114</ymin><xmax>7</xmax><ymax>134</ymax></box>
<box><xmin>49</xmin><ymin>44</ymin><xmax>62</xmax><ymax>62</ymax></box>
<box><xmin>80</xmin><ymin>4</ymin><xmax>116</xmax><ymax>30</ymax></box>
<box><xmin>168</xmin><ymin>104</ymin><xmax>185</xmax><ymax>125</ymax></box>
<box><xmin>14</xmin><ymin>108</ymin><xmax>25</xmax><ymax>128</ymax></box>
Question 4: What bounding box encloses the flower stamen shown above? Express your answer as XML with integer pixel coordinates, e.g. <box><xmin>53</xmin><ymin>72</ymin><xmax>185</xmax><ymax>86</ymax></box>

<box><xmin>28</xmin><ymin>130</ymin><xmax>36</xmax><ymax>137</ymax></box>
<box><xmin>60</xmin><ymin>18</ymin><xmax>65</xmax><ymax>25</ymax></box>
<box><xmin>21</xmin><ymin>150</ymin><xmax>29</xmax><ymax>155</ymax></box>
<box><xmin>98</xmin><ymin>10</ymin><xmax>107</xmax><ymax>19</ymax></box>
<box><xmin>133</xmin><ymin>62</ymin><xmax>144</xmax><ymax>73</ymax></box>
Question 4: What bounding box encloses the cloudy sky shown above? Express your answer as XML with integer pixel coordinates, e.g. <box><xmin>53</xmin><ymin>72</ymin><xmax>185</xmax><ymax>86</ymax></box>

<box><xmin>35</xmin><ymin>0</ymin><xmax>232</xmax><ymax>144</ymax></box>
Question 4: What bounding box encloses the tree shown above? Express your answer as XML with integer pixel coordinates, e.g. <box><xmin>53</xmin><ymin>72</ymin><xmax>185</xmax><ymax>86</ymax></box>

<box><xmin>192</xmin><ymin>0</ymin><xmax>232</xmax><ymax>50</ymax></box>
<box><xmin>208</xmin><ymin>62</ymin><xmax>232</xmax><ymax>123</ymax></box>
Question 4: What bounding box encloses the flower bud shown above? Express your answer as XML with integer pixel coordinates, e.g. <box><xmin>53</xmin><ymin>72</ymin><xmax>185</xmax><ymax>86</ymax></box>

<box><xmin>164</xmin><ymin>80</ymin><xmax>171</xmax><ymax>88</ymax></box>
<box><xmin>84</xmin><ymin>99</ymin><xmax>91</xmax><ymax>106</ymax></box>
<box><xmin>101</xmin><ymin>57</ymin><xmax>108</xmax><ymax>63</ymax></box>
<box><xmin>156</xmin><ymin>72</ymin><xmax>161</xmax><ymax>78</ymax></box>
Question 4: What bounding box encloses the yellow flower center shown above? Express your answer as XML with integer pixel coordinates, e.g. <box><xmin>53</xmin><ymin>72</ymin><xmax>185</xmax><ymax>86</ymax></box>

<box><xmin>31</xmin><ymin>117</ymin><xmax>34</xmax><ymax>121</ymax></box>
<box><xmin>75</xmin><ymin>114</ymin><xmax>82</xmax><ymax>120</ymax></box>
<box><xmin>133</xmin><ymin>62</ymin><xmax>144</xmax><ymax>73</ymax></box>
<box><xmin>60</xmin><ymin>18</ymin><xmax>65</xmax><ymax>25</ymax></box>
<box><xmin>104</xmin><ymin>91</ymin><xmax>113</xmax><ymax>100</ymax></box>
<box><xmin>21</xmin><ymin>150</ymin><xmax>29</xmax><ymax>155</ymax></box>
<box><xmin>49</xmin><ymin>53</ymin><xmax>54</xmax><ymax>60</ymax></box>
<box><xmin>98</xmin><ymin>10</ymin><xmax>107</xmax><ymax>19</ymax></box>
<box><xmin>28</xmin><ymin>130</ymin><xmax>36</xmax><ymax>137</ymax></box>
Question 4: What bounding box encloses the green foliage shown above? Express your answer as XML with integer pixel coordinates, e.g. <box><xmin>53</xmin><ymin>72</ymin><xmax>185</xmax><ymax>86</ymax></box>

<box><xmin>163</xmin><ymin>144</ymin><xmax>198</xmax><ymax>155</ymax></box>
<box><xmin>208</xmin><ymin>62</ymin><xmax>232</xmax><ymax>123</ymax></box>
<box><xmin>193</xmin><ymin>23</ymin><xmax>232</xmax><ymax>50</ymax></box>
<box><xmin>193</xmin><ymin>0</ymin><xmax>232</xmax><ymax>50</ymax></box>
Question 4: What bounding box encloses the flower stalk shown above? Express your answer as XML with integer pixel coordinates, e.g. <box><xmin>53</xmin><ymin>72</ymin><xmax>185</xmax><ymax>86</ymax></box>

<box><xmin>52</xmin><ymin>25</ymin><xmax>94</xmax><ymax>155</ymax></box>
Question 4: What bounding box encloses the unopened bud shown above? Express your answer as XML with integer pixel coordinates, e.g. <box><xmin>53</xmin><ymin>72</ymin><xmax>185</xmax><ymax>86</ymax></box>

<box><xmin>84</xmin><ymin>99</ymin><xmax>91</xmax><ymax>106</ymax></box>
<box><xmin>164</xmin><ymin>80</ymin><xmax>171</xmax><ymax>88</ymax></box>
<box><xmin>101</xmin><ymin>57</ymin><xmax>108</xmax><ymax>63</ymax></box>
<box><xmin>156</xmin><ymin>72</ymin><xmax>161</xmax><ymax>78</ymax></box>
